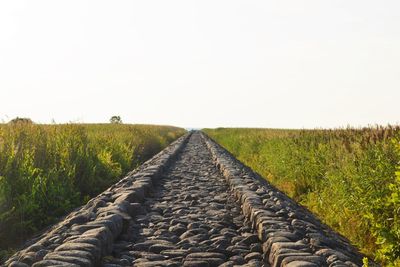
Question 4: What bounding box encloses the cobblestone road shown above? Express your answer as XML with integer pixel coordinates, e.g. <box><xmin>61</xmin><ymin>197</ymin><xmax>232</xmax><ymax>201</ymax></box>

<box><xmin>103</xmin><ymin>133</ymin><xmax>265</xmax><ymax>266</ymax></box>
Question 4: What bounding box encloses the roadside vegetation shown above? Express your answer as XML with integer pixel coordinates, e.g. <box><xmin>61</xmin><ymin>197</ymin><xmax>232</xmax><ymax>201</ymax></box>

<box><xmin>0</xmin><ymin>122</ymin><xmax>185</xmax><ymax>260</ymax></box>
<box><xmin>204</xmin><ymin>126</ymin><xmax>400</xmax><ymax>265</ymax></box>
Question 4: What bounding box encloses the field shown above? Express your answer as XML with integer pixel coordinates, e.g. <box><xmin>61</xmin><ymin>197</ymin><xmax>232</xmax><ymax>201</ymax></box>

<box><xmin>204</xmin><ymin>127</ymin><xmax>400</xmax><ymax>265</ymax></box>
<box><xmin>0</xmin><ymin>123</ymin><xmax>185</xmax><ymax>259</ymax></box>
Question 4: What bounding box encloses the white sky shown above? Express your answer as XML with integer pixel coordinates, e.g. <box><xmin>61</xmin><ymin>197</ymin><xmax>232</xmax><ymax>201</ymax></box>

<box><xmin>0</xmin><ymin>1</ymin><xmax>399</xmax><ymax>129</ymax></box>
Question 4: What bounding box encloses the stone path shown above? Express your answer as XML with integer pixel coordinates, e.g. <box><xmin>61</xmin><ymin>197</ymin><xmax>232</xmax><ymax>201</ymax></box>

<box><xmin>103</xmin><ymin>133</ymin><xmax>264</xmax><ymax>267</ymax></box>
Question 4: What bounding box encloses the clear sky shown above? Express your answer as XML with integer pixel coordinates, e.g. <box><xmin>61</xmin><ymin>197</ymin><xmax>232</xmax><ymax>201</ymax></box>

<box><xmin>0</xmin><ymin>1</ymin><xmax>399</xmax><ymax>129</ymax></box>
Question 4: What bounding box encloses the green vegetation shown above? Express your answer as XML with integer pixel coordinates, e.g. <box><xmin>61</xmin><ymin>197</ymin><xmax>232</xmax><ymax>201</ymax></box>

<box><xmin>0</xmin><ymin>123</ymin><xmax>185</xmax><ymax>259</ymax></box>
<box><xmin>204</xmin><ymin>126</ymin><xmax>400</xmax><ymax>265</ymax></box>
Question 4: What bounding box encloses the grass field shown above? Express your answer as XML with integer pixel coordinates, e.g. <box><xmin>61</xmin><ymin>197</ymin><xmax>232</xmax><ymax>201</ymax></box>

<box><xmin>204</xmin><ymin>126</ymin><xmax>400</xmax><ymax>265</ymax></box>
<box><xmin>0</xmin><ymin>123</ymin><xmax>185</xmax><ymax>259</ymax></box>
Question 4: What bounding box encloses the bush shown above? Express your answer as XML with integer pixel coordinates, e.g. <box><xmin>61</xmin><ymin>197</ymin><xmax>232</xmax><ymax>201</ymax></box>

<box><xmin>0</xmin><ymin>123</ymin><xmax>185</xmax><ymax>259</ymax></box>
<box><xmin>9</xmin><ymin>117</ymin><xmax>33</xmax><ymax>124</ymax></box>
<box><xmin>204</xmin><ymin>126</ymin><xmax>400</xmax><ymax>264</ymax></box>
<box><xmin>110</xmin><ymin>116</ymin><xmax>122</xmax><ymax>124</ymax></box>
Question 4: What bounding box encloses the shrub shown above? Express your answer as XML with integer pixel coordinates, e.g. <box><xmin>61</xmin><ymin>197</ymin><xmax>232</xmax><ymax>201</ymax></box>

<box><xmin>204</xmin><ymin>126</ymin><xmax>400</xmax><ymax>264</ymax></box>
<box><xmin>0</xmin><ymin>123</ymin><xmax>185</xmax><ymax>260</ymax></box>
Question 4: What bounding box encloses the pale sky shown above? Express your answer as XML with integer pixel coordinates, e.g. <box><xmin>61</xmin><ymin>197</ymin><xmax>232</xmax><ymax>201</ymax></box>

<box><xmin>0</xmin><ymin>1</ymin><xmax>399</xmax><ymax>129</ymax></box>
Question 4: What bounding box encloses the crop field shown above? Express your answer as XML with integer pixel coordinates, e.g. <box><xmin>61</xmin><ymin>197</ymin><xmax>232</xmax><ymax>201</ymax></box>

<box><xmin>0</xmin><ymin>123</ymin><xmax>185</xmax><ymax>259</ymax></box>
<box><xmin>204</xmin><ymin>126</ymin><xmax>400</xmax><ymax>265</ymax></box>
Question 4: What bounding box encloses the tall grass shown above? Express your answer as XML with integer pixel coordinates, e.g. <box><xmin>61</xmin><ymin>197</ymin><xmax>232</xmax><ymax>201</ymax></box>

<box><xmin>0</xmin><ymin>123</ymin><xmax>185</xmax><ymax>258</ymax></box>
<box><xmin>204</xmin><ymin>126</ymin><xmax>400</xmax><ymax>265</ymax></box>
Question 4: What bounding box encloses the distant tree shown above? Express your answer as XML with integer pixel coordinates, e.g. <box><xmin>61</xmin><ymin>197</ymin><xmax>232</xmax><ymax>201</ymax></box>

<box><xmin>9</xmin><ymin>117</ymin><xmax>34</xmax><ymax>124</ymax></box>
<box><xmin>110</xmin><ymin>116</ymin><xmax>122</xmax><ymax>124</ymax></box>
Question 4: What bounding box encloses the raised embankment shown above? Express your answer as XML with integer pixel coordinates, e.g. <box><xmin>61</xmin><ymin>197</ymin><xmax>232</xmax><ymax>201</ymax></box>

<box><xmin>4</xmin><ymin>132</ymin><xmax>370</xmax><ymax>267</ymax></box>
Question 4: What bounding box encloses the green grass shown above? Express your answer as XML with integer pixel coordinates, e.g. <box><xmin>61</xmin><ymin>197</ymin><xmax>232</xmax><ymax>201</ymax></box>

<box><xmin>0</xmin><ymin>123</ymin><xmax>185</xmax><ymax>259</ymax></box>
<box><xmin>204</xmin><ymin>126</ymin><xmax>400</xmax><ymax>265</ymax></box>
